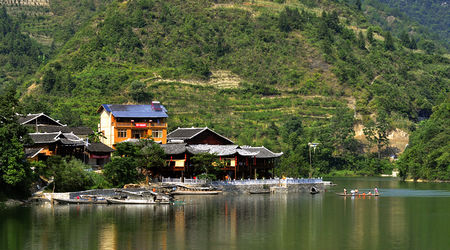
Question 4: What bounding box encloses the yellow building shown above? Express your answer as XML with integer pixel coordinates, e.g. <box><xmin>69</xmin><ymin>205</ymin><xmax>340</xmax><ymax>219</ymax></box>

<box><xmin>97</xmin><ymin>102</ymin><xmax>168</xmax><ymax>148</ymax></box>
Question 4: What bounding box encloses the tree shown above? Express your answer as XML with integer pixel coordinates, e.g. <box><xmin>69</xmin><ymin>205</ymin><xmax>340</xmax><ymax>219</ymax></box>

<box><xmin>330</xmin><ymin>107</ymin><xmax>356</xmax><ymax>153</ymax></box>
<box><xmin>384</xmin><ymin>31</ymin><xmax>395</xmax><ymax>51</ymax></box>
<box><xmin>399</xmin><ymin>30</ymin><xmax>410</xmax><ymax>48</ymax></box>
<box><xmin>363</xmin><ymin>110</ymin><xmax>391</xmax><ymax>159</ymax></box>
<box><xmin>0</xmin><ymin>87</ymin><xmax>32</xmax><ymax>197</ymax></box>
<box><xmin>45</xmin><ymin>157</ymin><xmax>96</xmax><ymax>192</ymax></box>
<box><xmin>397</xmin><ymin>100</ymin><xmax>450</xmax><ymax>180</ymax></box>
<box><xmin>137</xmin><ymin>140</ymin><xmax>166</xmax><ymax>184</ymax></box>
<box><xmin>358</xmin><ymin>31</ymin><xmax>366</xmax><ymax>50</ymax></box>
<box><xmin>103</xmin><ymin>157</ymin><xmax>140</xmax><ymax>187</ymax></box>
<box><xmin>129</xmin><ymin>80</ymin><xmax>153</xmax><ymax>103</ymax></box>
<box><xmin>103</xmin><ymin>142</ymin><xmax>140</xmax><ymax>187</ymax></box>
<box><xmin>409</xmin><ymin>37</ymin><xmax>417</xmax><ymax>50</ymax></box>
<box><xmin>191</xmin><ymin>153</ymin><xmax>221</xmax><ymax>180</ymax></box>
<box><xmin>355</xmin><ymin>0</ymin><xmax>362</xmax><ymax>11</ymax></box>
<box><xmin>366</xmin><ymin>27</ymin><xmax>375</xmax><ymax>44</ymax></box>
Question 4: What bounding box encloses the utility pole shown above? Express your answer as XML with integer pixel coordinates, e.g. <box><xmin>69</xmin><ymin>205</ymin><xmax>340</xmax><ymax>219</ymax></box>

<box><xmin>308</xmin><ymin>143</ymin><xmax>319</xmax><ymax>178</ymax></box>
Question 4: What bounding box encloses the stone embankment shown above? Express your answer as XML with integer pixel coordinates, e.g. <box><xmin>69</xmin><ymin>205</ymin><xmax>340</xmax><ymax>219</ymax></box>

<box><xmin>214</xmin><ymin>182</ymin><xmax>324</xmax><ymax>194</ymax></box>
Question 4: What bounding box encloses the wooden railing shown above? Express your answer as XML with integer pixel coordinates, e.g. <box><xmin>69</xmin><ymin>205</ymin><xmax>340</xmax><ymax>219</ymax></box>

<box><xmin>114</xmin><ymin>122</ymin><xmax>167</xmax><ymax>128</ymax></box>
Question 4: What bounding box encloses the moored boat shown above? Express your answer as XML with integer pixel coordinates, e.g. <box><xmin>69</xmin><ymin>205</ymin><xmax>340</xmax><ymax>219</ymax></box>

<box><xmin>54</xmin><ymin>196</ymin><xmax>107</xmax><ymax>204</ymax></box>
<box><xmin>249</xmin><ymin>190</ymin><xmax>270</xmax><ymax>194</ymax></box>
<box><xmin>106</xmin><ymin>198</ymin><xmax>171</xmax><ymax>204</ymax></box>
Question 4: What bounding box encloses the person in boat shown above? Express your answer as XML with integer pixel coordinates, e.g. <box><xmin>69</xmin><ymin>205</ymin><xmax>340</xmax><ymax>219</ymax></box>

<box><xmin>344</xmin><ymin>188</ymin><xmax>347</xmax><ymax>195</ymax></box>
<box><xmin>350</xmin><ymin>189</ymin><xmax>355</xmax><ymax>195</ymax></box>
<box><xmin>368</xmin><ymin>192</ymin><xmax>372</xmax><ymax>195</ymax></box>
<box><xmin>355</xmin><ymin>189</ymin><xmax>359</xmax><ymax>194</ymax></box>
<box><xmin>374</xmin><ymin>187</ymin><xmax>379</xmax><ymax>195</ymax></box>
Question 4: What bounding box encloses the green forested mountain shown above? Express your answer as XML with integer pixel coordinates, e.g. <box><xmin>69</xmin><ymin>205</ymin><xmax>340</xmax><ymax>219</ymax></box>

<box><xmin>398</xmin><ymin>98</ymin><xmax>450</xmax><ymax>180</ymax></box>
<box><xmin>0</xmin><ymin>7</ymin><xmax>41</xmax><ymax>88</ymax></box>
<box><xmin>2</xmin><ymin>0</ymin><xmax>449</xmax><ymax>177</ymax></box>
<box><xmin>365</xmin><ymin>0</ymin><xmax>449</xmax><ymax>49</ymax></box>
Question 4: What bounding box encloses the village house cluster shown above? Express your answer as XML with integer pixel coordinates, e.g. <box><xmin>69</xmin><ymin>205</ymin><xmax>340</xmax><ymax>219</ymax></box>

<box><xmin>22</xmin><ymin>101</ymin><xmax>283</xmax><ymax>180</ymax></box>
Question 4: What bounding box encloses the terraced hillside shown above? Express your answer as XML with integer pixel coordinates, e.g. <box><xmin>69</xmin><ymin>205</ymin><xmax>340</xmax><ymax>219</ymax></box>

<box><xmin>14</xmin><ymin>0</ymin><xmax>449</xmax><ymax>173</ymax></box>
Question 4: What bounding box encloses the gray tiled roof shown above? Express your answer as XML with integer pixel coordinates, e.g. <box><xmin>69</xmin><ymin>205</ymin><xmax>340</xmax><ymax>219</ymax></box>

<box><xmin>187</xmin><ymin>144</ymin><xmax>243</xmax><ymax>156</ymax></box>
<box><xmin>29</xmin><ymin>132</ymin><xmax>86</xmax><ymax>146</ymax></box>
<box><xmin>167</xmin><ymin>127</ymin><xmax>234</xmax><ymax>144</ymax></box>
<box><xmin>167</xmin><ymin>127</ymin><xmax>206</xmax><ymax>140</ymax></box>
<box><xmin>37</xmin><ymin>125</ymin><xmax>93</xmax><ymax>136</ymax></box>
<box><xmin>18</xmin><ymin>113</ymin><xmax>64</xmax><ymax>126</ymax></box>
<box><xmin>161</xmin><ymin>143</ymin><xmax>188</xmax><ymax>155</ymax></box>
<box><xmin>240</xmin><ymin>146</ymin><xmax>284</xmax><ymax>158</ymax></box>
<box><xmin>86</xmin><ymin>142</ymin><xmax>114</xmax><ymax>153</ymax></box>
<box><xmin>29</xmin><ymin>132</ymin><xmax>61</xmax><ymax>143</ymax></box>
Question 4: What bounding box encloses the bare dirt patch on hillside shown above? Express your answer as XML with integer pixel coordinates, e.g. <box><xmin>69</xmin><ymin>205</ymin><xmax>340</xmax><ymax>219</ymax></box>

<box><xmin>155</xmin><ymin>70</ymin><xmax>241</xmax><ymax>89</ymax></box>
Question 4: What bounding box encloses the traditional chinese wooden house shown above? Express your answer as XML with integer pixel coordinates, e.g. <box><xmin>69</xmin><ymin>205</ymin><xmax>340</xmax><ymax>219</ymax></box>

<box><xmin>85</xmin><ymin>142</ymin><xmax>115</xmax><ymax>167</ymax></box>
<box><xmin>97</xmin><ymin>102</ymin><xmax>168</xmax><ymax>148</ymax></box>
<box><xmin>22</xmin><ymin>113</ymin><xmax>113</xmax><ymax>167</ymax></box>
<box><xmin>160</xmin><ymin>127</ymin><xmax>283</xmax><ymax>179</ymax></box>
<box><xmin>27</xmin><ymin>132</ymin><xmax>86</xmax><ymax>161</ymax></box>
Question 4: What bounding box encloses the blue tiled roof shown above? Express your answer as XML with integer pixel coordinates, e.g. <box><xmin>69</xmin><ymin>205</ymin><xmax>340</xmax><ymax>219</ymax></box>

<box><xmin>100</xmin><ymin>104</ymin><xmax>168</xmax><ymax>118</ymax></box>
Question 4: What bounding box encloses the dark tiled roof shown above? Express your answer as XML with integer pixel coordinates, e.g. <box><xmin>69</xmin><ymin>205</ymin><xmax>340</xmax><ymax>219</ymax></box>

<box><xmin>29</xmin><ymin>132</ymin><xmax>60</xmax><ymax>143</ymax></box>
<box><xmin>161</xmin><ymin>143</ymin><xmax>187</xmax><ymax>155</ymax></box>
<box><xmin>98</xmin><ymin>103</ymin><xmax>168</xmax><ymax>118</ymax></box>
<box><xmin>168</xmin><ymin>127</ymin><xmax>234</xmax><ymax>144</ymax></box>
<box><xmin>29</xmin><ymin>132</ymin><xmax>86</xmax><ymax>146</ymax></box>
<box><xmin>25</xmin><ymin>148</ymin><xmax>44</xmax><ymax>158</ymax></box>
<box><xmin>86</xmin><ymin>142</ymin><xmax>114</xmax><ymax>153</ymax></box>
<box><xmin>18</xmin><ymin>113</ymin><xmax>64</xmax><ymax>126</ymax></box>
<box><xmin>156</xmin><ymin>144</ymin><xmax>283</xmax><ymax>159</ymax></box>
<box><xmin>187</xmin><ymin>144</ymin><xmax>243</xmax><ymax>156</ymax></box>
<box><xmin>168</xmin><ymin>128</ymin><xmax>206</xmax><ymax>140</ymax></box>
<box><xmin>240</xmin><ymin>146</ymin><xmax>283</xmax><ymax>158</ymax></box>
<box><xmin>37</xmin><ymin>126</ymin><xmax>93</xmax><ymax>135</ymax></box>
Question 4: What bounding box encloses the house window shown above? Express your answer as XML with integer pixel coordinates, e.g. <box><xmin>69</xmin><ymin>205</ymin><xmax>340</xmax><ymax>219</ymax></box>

<box><xmin>118</xmin><ymin>129</ymin><xmax>127</xmax><ymax>138</ymax></box>
<box><xmin>152</xmin><ymin>130</ymin><xmax>163</xmax><ymax>138</ymax></box>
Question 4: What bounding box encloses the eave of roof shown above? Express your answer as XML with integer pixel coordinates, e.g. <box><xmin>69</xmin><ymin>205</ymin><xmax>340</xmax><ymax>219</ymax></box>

<box><xmin>167</xmin><ymin>127</ymin><xmax>234</xmax><ymax>144</ymax></box>
<box><xmin>19</xmin><ymin>113</ymin><xmax>64</xmax><ymax>126</ymax></box>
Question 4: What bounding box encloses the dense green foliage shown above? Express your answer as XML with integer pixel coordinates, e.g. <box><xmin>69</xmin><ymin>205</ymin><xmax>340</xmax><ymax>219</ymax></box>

<box><xmin>103</xmin><ymin>140</ymin><xmax>166</xmax><ymax>187</ymax></box>
<box><xmin>190</xmin><ymin>153</ymin><xmax>223</xmax><ymax>180</ymax></box>
<box><xmin>366</xmin><ymin>0</ymin><xmax>449</xmax><ymax>49</ymax></box>
<box><xmin>0</xmin><ymin>88</ymin><xmax>32</xmax><ymax>198</ymax></box>
<box><xmin>363</xmin><ymin>0</ymin><xmax>449</xmax><ymax>50</ymax></box>
<box><xmin>0</xmin><ymin>7</ymin><xmax>41</xmax><ymax>89</ymax></box>
<box><xmin>41</xmin><ymin>157</ymin><xmax>110</xmax><ymax>192</ymax></box>
<box><xmin>0</xmin><ymin>0</ymin><xmax>447</xmax><ymax>181</ymax></box>
<box><xmin>397</xmin><ymin>99</ymin><xmax>450</xmax><ymax>180</ymax></box>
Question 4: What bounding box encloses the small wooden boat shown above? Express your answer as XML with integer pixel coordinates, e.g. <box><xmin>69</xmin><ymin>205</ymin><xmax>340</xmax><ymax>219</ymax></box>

<box><xmin>249</xmin><ymin>190</ymin><xmax>270</xmax><ymax>194</ymax></box>
<box><xmin>106</xmin><ymin>198</ymin><xmax>171</xmax><ymax>204</ymax></box>
<box><xmin>54</xmin><ymin>197</ymin><xmax>107</xmax><ymax>204</ymax></box>
<box><xmin>336</xmin><ymin>192</ymin><xmax>379</xmax><ymax>196</ymax></box>
<box><xmin>170</xmin><ymin>184</ymin><xmax>222</xmax><ymax>195</ymax></box>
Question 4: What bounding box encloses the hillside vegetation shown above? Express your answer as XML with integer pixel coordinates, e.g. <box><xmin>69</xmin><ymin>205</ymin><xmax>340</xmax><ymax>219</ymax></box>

<box><xmin>8</xmin><ymin>0</ymin><xmax>450</xmax><ymax>177</ymax></box>
<box><xmin>0</xmin><ymin>7</ymin><xmax>41</xmax><ymax>88</ymax></box>
<box><xmin>365</xmin><ymin>0</ymin><xmax>449</xmax><ymax>49</ymax></box>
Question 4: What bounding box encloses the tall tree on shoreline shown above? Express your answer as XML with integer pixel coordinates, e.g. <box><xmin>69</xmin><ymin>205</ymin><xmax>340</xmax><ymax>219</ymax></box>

<box><xmin>0</xmin><ymin>87</ymin><xmax>32</xmax><ymax>197</ymax></box>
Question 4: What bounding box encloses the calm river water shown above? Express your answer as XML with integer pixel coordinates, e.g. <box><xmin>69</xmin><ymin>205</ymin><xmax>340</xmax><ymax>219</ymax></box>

<box><xmin>2</xmin><ymin>177</ymin><xmax>450</xmax><ymax>250</ymax></box>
